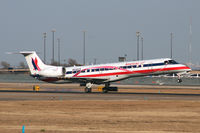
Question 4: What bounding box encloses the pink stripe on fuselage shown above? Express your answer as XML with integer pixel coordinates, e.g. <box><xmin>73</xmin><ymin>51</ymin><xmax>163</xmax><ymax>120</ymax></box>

<box><xmin>74</xmin><ymin>66</ymin><xmax>190</xmax><ymax>78</ymax></box>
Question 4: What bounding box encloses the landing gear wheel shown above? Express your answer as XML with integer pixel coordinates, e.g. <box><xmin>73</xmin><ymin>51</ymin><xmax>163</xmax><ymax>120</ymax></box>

<box><xmin>103</xmin><ymin>88</ymin><xmax>108</xmax><ymax>93</ymax></box>
<box><xmin>103</xmin><ymin>83</ymin><xmax>110</xmax><ymax>93</ymax></box>
<box><xmin>85</xmin><ymin>87</ymin><xmax>92</xmax><ymax>93</ymax></box>
<box><xmin>177</xmin><ymin>79</ymin><xmax>182</xmax><ymax>83</ymax></box>
<box><xmin>103</xmin><ymin>89</ymin><xmax>108</xmax><ymax>93</ymax></box>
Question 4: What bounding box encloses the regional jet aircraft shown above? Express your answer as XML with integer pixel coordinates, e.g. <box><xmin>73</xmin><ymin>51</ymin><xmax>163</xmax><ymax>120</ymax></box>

<box><xmin>20</xmin><ymin>51</ymin><xmax>191</xmax><ymax>93</ymax></box>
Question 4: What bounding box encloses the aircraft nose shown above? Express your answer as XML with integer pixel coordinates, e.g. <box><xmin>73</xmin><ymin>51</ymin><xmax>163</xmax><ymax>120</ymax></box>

<box><xmin>185</xmin><ymin>65</ymin><xmax>192</xmax><ymax>72</ymax></box>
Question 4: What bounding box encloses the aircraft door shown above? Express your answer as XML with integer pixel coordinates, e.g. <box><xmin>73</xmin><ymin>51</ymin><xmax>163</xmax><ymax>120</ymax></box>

<box><xmin>62</xmin><ymin>67</ymin><xmax>66</xmax><ymax>77</ymax></box>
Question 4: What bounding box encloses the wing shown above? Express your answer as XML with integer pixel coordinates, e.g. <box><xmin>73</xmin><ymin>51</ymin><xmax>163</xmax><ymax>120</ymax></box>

<box><xmin>65</xmin><ymin>77</ymin><xmax>108</xmax><ymax>84</ymax></box>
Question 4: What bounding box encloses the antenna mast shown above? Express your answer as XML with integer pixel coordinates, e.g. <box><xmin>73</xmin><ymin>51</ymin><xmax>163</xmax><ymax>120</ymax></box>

<box><xmin>189</xmin><ymin>17</ymin><xmax>192</xmax><ymax>65</ymax></box>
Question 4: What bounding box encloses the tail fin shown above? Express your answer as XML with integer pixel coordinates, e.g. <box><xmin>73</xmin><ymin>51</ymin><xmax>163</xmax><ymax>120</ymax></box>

<box><xmin>20</xmin><ymin>51</ymin><xmax>46</xmax><ymax>75</ymax></box>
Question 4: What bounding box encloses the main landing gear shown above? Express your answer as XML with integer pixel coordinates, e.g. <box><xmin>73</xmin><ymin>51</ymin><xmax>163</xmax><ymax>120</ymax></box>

<box><xmin>102</xmin><ymin>83</ymin><xmax>118</xmax><ymax>93</ymax></box>
<box><xmin>84</xmin><ymin>82</ymin><xmax>118</xmax><ymax>93</ymax></box>
<box><xmin>102</xmin><ymin>83</ymin><xmax>110</xmax><ymax>93</ymax></box>
<box><xmin>177</xmin><ymin>78</ymin><xmax>182</xmax><ymax>83</ymax></box>
<box><xmin>177</xmin><ymin>74</ymin><xmax>183</xmax><ymax>83</ymax></box>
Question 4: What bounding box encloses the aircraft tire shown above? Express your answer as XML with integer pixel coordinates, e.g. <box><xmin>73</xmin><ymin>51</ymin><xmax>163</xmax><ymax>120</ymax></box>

<box><xmin>103</xmin><ymin>88</ymin><xmax>108</xmax><ymax>93</ymax></box>
<box><xmin>177</xmin><ymin>79</ymin><xmax>182</xmax><ymax>83</ymax></box>
<box><xmin>85</xmin><ymin>87</ymin><xmax>92</xmax><ymax>93</ymax></box>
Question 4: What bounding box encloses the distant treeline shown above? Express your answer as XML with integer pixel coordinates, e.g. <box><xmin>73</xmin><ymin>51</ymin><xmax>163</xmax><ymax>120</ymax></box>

<box><xmin>0</xmin><ymin>58</ymin><xmax>82</xmax><ymax>69</ymax></box>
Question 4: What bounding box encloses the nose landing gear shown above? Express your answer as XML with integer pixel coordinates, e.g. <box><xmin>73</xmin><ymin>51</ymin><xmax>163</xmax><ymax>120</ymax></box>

<box><xmin>177</xmin><ymin>78</ymin><xmax>182</xmax><ymax>83</ymax></box>
<box><xmin>177</xmin><ymin>73</ymin><xmax>183</xmax><ymax>83</ymax></box>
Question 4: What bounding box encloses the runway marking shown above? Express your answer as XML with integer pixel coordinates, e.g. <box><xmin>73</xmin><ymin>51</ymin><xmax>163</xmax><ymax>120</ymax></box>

<box><xmin>0</xmin><ymin>89</ymin><xmax>200</xmax><ymax>96</ymax></box>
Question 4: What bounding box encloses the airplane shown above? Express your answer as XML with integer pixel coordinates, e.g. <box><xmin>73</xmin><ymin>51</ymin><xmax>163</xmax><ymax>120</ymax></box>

<box><xmin>19</xmin><ymin>51</ymin><xmax>191</xmax><ymax>93</ymax></box>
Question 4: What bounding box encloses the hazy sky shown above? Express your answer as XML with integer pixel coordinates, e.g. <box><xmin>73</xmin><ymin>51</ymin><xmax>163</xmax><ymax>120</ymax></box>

<box><xmin>0</xmin><ymin>0</ymin><xmax>199</xmax><ymax>66</ymax></box>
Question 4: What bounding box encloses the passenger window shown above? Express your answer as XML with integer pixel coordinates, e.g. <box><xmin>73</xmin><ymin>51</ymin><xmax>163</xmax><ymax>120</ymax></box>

<box><xmin>128</xmin><ymin>66</ymin><xmax>131</xmax><ymax>69</ymax></box>
<box><xmin>123</xmin><ymin>66</ymin><xmax>127</xmax><ymax>69</ymax></box>
<box><xmin>143</xmin><ymin>64</ymin><xmax>148</xmax><ymax>67</ymax></box>
<box><xmin>100</xmin><ymin>68</ymin><xmax>104</xmax><ymax>71</ymax></box>
<box><xmin>67</xmin><ymin>71</ymin><xmax>72</xmax><ymax>74</ymax></box>
<box><xmin>132</xmin><ymin>65</ymin><xmax>136</xmax><ymax>68</ymax></box>
<box><xmin>91</xmin><ymin>69</ymin><xmax>95</xmax><ymax>72</ymax></box>
<box><xmin>96</xmin><ymin>69</ymin><xmax>100</xmax><ymax>71</ymax></box>
<box><xmin>87</xmin><ymin>69</ymin><xmax>90</xmax><ymax>72</ymax></box>
<box><xmin>73</xmin><ymin>71</ymin><xmax>77</xmax><ymax>73</ymax></box>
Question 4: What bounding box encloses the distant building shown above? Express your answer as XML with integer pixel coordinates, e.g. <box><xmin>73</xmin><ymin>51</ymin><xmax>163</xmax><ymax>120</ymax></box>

<box><xmin>118</xmin><ymin>57</ymin><xmax>126</xmax><ymax>62</ymax></box>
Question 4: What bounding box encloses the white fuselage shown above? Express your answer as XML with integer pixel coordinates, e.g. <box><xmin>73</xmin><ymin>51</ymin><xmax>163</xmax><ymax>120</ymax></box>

<box><xmin>37</xmin><ymin>58</ymin><xmax>191</xmax><ymax>84</ymax></box>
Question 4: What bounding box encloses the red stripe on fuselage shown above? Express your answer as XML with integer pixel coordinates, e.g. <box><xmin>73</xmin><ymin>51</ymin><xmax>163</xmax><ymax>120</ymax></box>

<box><xmin>75</xmin><ymin>66</ymin><xmax>190</xmax><ymax>78</ymax></box>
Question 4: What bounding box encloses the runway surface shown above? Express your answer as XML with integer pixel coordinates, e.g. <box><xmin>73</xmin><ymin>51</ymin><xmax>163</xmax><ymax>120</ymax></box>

<box><xmin>0</xmin><ymin>83</ymin><xmax>200</xmax><ymax>101</ymax></box>
<box><xmin>1</xmin><ymin>83</ymin><xmax>200</xmax><ymax>133</ymax></box>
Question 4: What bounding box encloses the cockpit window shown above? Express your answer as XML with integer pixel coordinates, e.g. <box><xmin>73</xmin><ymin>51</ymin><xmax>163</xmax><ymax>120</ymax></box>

<box><xmin>164</xmin><ymin>60</ymin><xmax>178</xmax><ymax>65</ymax></box>
<box><xmin>164</xmin><ymin>61</ymin><xmax>169</xmax><ymax>65</ymax></box>
<box><xmin>169</xmin><ymin>60</ymin><xmax>178</xmax><ymax>64</ymax></box>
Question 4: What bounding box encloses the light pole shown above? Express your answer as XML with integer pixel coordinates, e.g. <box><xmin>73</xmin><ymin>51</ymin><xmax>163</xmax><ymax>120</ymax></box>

<box><xmin>51</xmin><ymin>29</ymin><xmax>56</xmax><ymax>64</ymax></box>
<box><xmin>57</xmin><ymin>38</ymin><xmax>60</xmax><ymax>66</ymax></box>
<box><xmin>170</xmin><ymin>33</ymin><xmax>173</xmax><ymax>59</ymax></box>
<box><xmin>83</xmin><ymin>30</ymin><xmax>86</xmax><ymax>65</ymax></box>
<box><xmin>94</xmin><ymin>58</ymin><xmax>97</xmax><ymax>65</ymax></box>
<box><xmin>124</xmin><ymin>54</ymin><xmax>127</xmax><ymax>61</ymax></box>
<box><xmin>141</xmin><ymin>36</ymin><xmax>143</xmax><ymax>60</ymax></box>
<box><xmin>43</xmin><ymin>32</ymin><xmax>47</xmax><ymax>64</ymax></box>
<box><xmin>136</xmin><ymin>32</ymin><xmax>140</xmax><ymax>60</ymax></box>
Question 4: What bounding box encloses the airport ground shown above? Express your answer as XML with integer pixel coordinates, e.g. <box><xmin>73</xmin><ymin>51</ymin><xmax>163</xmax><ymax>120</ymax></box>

<box><xmin>0</xmin><ymin>83</ymin><xmax>200</xmax><ymax>133</ymax></box>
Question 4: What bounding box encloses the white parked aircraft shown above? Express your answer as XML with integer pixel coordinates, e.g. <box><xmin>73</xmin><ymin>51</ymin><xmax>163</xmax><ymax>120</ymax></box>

<box><xmin>20</xmin><ymin>51</ymin><xmax>191</xmax><ymax>93</ymax></box>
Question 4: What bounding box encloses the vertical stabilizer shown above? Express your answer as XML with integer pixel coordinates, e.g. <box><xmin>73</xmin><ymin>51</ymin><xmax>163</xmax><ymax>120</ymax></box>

<box><xmin>20</xmin><ymin>51</ymin><xmax>46</xmax><ymax>75</ymax></box>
